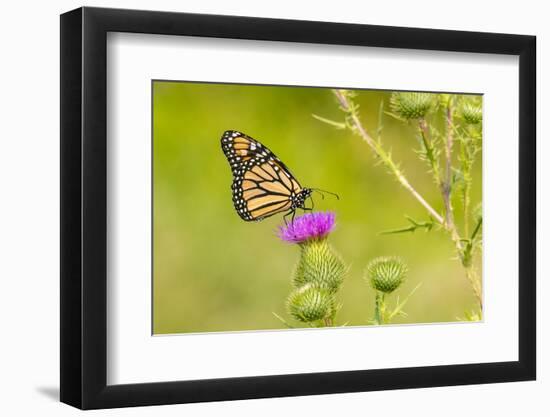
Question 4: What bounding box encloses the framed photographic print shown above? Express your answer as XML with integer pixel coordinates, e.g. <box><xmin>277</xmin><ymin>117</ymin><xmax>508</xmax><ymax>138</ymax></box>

<box><xmin>60</xmin><ymin>6</ymin><xmax>536</xmax><ymax>409</ymax></box>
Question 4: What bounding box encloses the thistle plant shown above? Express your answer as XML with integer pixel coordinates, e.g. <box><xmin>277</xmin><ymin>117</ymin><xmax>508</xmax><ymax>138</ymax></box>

<box><xmin>314</xmin><ymin>90</ymin><xmax>483</xmax><ymax>318</ymax></box>
<box><xmin>365</xmin><ymin>257</ymin><xmax>418</xmax><ymax>325</ymax></box>
<box><xmin>276</xmin><ymin>212</ymin><xmax>346</xmax><ymax>327</ymax></box>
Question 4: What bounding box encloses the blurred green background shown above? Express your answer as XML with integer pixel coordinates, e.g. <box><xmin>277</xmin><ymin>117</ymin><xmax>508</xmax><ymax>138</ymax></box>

<box><xmin>153</xmin><ymin>81</ymin><xmax>482</xmax><ymax>334</ymax></box>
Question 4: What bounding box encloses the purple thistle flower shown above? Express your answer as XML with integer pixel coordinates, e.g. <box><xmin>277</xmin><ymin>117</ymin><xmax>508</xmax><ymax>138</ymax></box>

<box><xmin>278</xmin><ymin>211</ymin><xmax>336</xmax><ymax>244</ymax></box>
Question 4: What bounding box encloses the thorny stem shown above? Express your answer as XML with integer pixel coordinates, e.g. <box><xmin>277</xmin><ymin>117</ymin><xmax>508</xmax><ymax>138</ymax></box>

<box><xmin>443</xmin><ymin>102</ymin><xmax>482</xmax><ymax>310</ymax></box>
<box><xmin>418</xmin><ymin>107</ymin><xmax>468</xmax><ymax>260</ymax></box>
<box><xmin>417</xmin><ymin>116</ymin><xmax>468</xmax><ymax>273</ymax></box>
<box><xmin>463</xmin><ymin>159</ymin><xmax>471</xmax><ymax>236</ymax></box>
<box><xmin>334</xmin><ymin>90</ymin><xmax>444</xmax><ymax>225</ymax></box>
<box><xmin>459</xmin><ymin>127</ymin><xmax>476</xmax><ymax>237</ymax></box>
<box><xmin>443</xmin><ymin>104</ymin><xmax>455</xmax><ymax>228</ymax></box>
<box><xmin>418</xmin><ymin>119</ymin><xmax>443</xmax><ymax>189</ymax></box>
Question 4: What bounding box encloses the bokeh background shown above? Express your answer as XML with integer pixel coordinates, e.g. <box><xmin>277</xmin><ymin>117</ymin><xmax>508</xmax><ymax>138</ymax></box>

<box><xmin>153</xmin><ymin>81</ymin><xmax>482</xmax><ymax>334</ymax></box>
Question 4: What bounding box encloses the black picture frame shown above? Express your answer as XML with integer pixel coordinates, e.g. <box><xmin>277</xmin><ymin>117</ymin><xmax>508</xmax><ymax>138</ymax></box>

<box><xmin>60</xmin><ymin>6</ymin><xmax>536</xmax><ymax>410</ymax></box>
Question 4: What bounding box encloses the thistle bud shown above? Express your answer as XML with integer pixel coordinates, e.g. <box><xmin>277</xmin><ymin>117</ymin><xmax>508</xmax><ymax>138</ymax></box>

<box><xmin>293</xmin><ymin>239</ymin><xmax>345</xmax><ymax>293</ymax></box>
<box><xmin>287</xmin><ymin>285</ymin><xmax>334</xmax><ymax>323</ymax></box>
<box><xmin>366</xmin><ymin>256</ymin><xmax>408</xmax><ymax>294</ymax></box>
<box><xmin>390</xmin><ymin>92</ymin><xmax>434</xmax><ymax>119</ymax></box>
<box><xmin>460</xmin><ymin>101</ymin><xmax>482</xmax><ymax>124</ymax></box>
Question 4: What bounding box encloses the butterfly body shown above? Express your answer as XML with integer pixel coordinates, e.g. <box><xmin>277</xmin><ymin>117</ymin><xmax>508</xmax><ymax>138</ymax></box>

<box><xmin>290</xmin><ymin>188</ymin><xmax>313</xmax><ymax>211</ymax></box>
<box><xmin>221</xmin><ymin>130</ymin><xmax>313</xmax><ymax>222</ymax></box>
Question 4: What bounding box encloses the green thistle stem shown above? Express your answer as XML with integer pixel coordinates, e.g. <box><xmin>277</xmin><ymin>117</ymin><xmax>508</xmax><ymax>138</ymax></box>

<box><xmin>443</xmin><ymin>102</ymin><xmax>455</xmax><ymax>228</ymax></box>
<box><xmin>459</xmin><ymin>137</ymin><xmax>472</xmax><ymax>236</ymax></box>
<box><xmin>418</xmin><ymin>118</ymin><xmax>443</xmax><ymax>189</ymax></box>
<box><xmin>374</xmin><ymin>292</ymin><xmax>384</xmax><ymax>325</ymax></box>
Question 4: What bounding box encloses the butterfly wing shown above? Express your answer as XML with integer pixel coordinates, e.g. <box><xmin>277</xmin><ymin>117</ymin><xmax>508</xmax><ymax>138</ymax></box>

<box><xmin>221</xmin><ymin>130</ymin><xmax>303</xmax><ymax>221</ymax></box>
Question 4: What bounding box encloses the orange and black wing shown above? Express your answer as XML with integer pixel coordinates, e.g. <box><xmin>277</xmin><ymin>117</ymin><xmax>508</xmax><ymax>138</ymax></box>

<box><xmin>221</xmin><ymin>130</ymin><xmax>303</xmax><ymax>221</ymax></box>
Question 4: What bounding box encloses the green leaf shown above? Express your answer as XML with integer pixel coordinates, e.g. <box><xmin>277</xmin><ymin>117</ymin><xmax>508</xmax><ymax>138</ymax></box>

<box><xmin>311</xmin><ymin>114</ymin><xmax>346</xmax><ymax>129</ymax></box>
<box><xmin>379</xmin><ymin>215</ymin><xmax>434</xmax><ymax>235</ymax></box>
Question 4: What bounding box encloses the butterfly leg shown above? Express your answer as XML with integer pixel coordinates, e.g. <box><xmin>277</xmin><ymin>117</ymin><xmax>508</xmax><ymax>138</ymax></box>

<box><xmin>307</xmin><ymin>195</ymin><xmax>315</xmax><ymax>211</ymax></box>
<box><xmin>300</xmin><ymin>197</ymin><xmax>314</xmax><ymax>215</ymax></box>
<box><xmin>291</xmin><ymin>209</ymin><xmax>297</xmax><ymax>224</ymax></box>
<box><xmin>283</xmin><ymin>210</ymin><xmax>293</xmax><ymax>227</ymax></box>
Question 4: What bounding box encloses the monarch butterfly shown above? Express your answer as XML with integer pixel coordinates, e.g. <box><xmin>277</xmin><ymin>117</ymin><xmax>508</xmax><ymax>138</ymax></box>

<box><xmin>221</xmin><ymin>130</ymin><xmax>335</xmax><ymax>222</ymax></box>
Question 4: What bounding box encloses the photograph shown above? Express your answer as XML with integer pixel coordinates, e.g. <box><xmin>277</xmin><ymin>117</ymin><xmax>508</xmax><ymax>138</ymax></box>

<box><xmin>0</xmin><ymin>0</ymin><xmax>543</xmax><ymax>414</ymax></box>
<box><xmin>152</xmin><ymin>81</ymin><xmax>483</xmax><ymax>334</ymax></box>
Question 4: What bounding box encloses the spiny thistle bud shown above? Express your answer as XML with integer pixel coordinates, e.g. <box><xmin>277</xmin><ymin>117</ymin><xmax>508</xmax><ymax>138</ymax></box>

<box><xmin>287</xmin><ymin>284</ymin><xmax>334</xmax><ymax>323</ymax></box>
<box><xmin>293</xmin><ymin>239</ymin><xmax>345</xmax><ymax>293</ymax></box>
<box><xmin>389</xmin><ymin>92</ymin><xmax>434</xmax><ymax>119</ymax></box>
<box><xmin>460</xmin><ymin>101</ymin><xmax>483</xmax><ymax>124</ymax></box>
<box><xmin>366</xmin><ymin>256</ymin><xmax>408</xmax><ymax>294</ymax></box>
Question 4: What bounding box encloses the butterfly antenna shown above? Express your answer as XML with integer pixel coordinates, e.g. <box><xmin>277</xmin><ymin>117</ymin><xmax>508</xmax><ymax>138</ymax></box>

<box><xmin>312</xmin><ymin>188</ymin><xmax>340</xmax><ymax>200</ymax></box>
